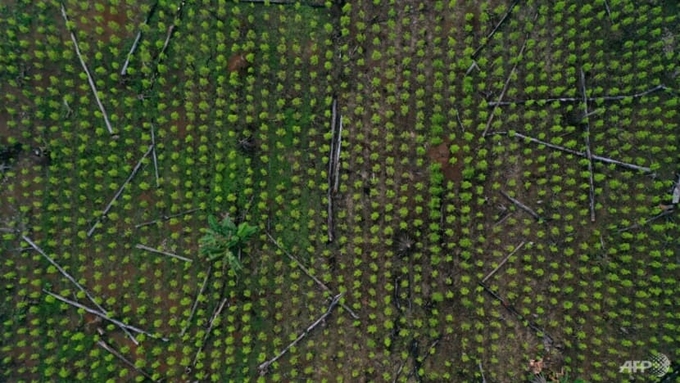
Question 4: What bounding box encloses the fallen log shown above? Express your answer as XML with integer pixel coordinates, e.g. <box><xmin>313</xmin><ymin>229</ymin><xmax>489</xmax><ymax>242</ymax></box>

<box><xmin>488</xmin><ymin>84</ymin><xmax>667</xmax><ymax>107</ymax></box>
<box><xmin>579</xmin><ymin>68</ymin><xmax>596</xmax><ymax>222</ymax></box>
<box><xmin>500</xmin><ymin>191</ymin><xmax>541</xmax><ymax>221</ymax></box>
<box><xmin>135</xmin><ymin>243</ymin><xmax>193</xmax><ymax>263</ymax></box>
<box><xmin>481</xmin><ymin>241</ymin><xmax>525</xmax><ymax>283</ymax></box>
<box><xmin>496</xmin><ymin>131</ymin><xmax>653</xmax><ymax>173</ymax></box>
<box><xmin>266</xmin><ymin>232</ymin><xmax>359</xmax><ymax>319</ymax></box>
<box><xmin>121</xmin><ymin>1</ymin><xmax>158</xmax><ymax>75</ymax></box>
<box><xmin>60</xmin><ymin>3</ymin><xmax>114</xmax><ymax>135</ymax></box>
<box><xmin>96</xmin><ymin>340</ymin><xmax>155</xmax><ymax>381</ymax></box>
<box><xmin>43</xmin><ymin>289</ymin><xmax>167</xmax><ymax>341</ymax></box>
<box><xmin>478</xmin><ymin>282</ymin><xmax>554</xmax><ymax>345</ymax></box>
<box><xmin>25</xmin><ymin>235</ymin><xmax>137</xmax><ymax>344</ymax></box>
<box><xmin>482</xmin><ymin>38</ymin><xmax>527</xmax><ymax>137</ymax></box>
<box><xmin>191</xmin><ymin>298</ymin><xmax>228</xmax><ymax>368</ymax></box>
<box><xmin>88</xmin><ymin>144</ymin><xmax>154</xmax><ymax>237</ymax></box>
<box><xmin>180</xmin><ymin>265</ymin><xmax>211</xmax><ymax>337</ymax></box>
<box><xmin>258</xmin><ymin>293</ymin><xmax>343</xmax><ymax>375</ymax></box>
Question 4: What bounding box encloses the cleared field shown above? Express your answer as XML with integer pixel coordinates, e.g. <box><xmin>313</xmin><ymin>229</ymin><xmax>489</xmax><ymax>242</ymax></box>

<box><xmin>1</xmin><ymin>0</ymin><xmax>679</xmax><ymax>382</ymax></box>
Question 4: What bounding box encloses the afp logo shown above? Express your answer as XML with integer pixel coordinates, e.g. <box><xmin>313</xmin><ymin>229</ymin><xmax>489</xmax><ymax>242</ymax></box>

<box><xmin>619</xmin><ymin>353</ymin><xmax>671</xmax><ymax>377</ymax></box>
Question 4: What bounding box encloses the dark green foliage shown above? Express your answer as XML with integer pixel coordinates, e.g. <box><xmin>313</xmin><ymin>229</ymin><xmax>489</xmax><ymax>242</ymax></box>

<box><xmin>199</xmin><ymin>215</ymin><xmax>258</xmax><ymax>271</ymax></box>
<box><xmin>0</xmin><ymin>142</ymin><xmax>22</xmax><ymax>164</ymax></box>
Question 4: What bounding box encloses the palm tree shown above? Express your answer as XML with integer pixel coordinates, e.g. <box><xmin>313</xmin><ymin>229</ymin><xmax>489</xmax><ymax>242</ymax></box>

<box><xmin>199</xmin><ymin>215</ymin><xmax>258</xmax><ymax>272</ymax></box>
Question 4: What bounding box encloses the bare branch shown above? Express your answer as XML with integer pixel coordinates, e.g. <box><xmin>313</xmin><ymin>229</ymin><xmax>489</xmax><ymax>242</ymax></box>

<box><xmin>60</xmin><ymin>3</ymin><xmax>114</xmax><ymax>135</ymax></box>
<box><xmin>43</xmin><ymin>289</ymin><xmax>167</xmax><ymax>341</ymax></box>
<box><xmin>266</xmin><ymin>232</ymin><xmax>359</xmax><ymax>319</ymax></box>
<box><xmin>580</xmin><ymin>69</ymin><xmax>596</xmax><ymax>222</ymax></box>
<box><xmin>454</xmin><ymin>108</ymin><xmax>465</xmax><ymax>132</ymax></box>
<box><xmin>603</xmin><ymin>0</ymin><xmax>612</xmax><ymax>22</ymax></box>
<box><xmin>259</xmin><ymin>293</ymin><xmax>343</xmax><ymax>375</ymax></box>
<box><xmin>206</xmin><ymin>299</ymin><xmax>228</xmax><ymax>338</ymax></box>
<box><xmin>192</xmin><ymin>298</ymin><xmax>228</xmax><ymax>368</ymax></box>
<box><xmin>498</xmin><ymin>131</ymin><xmax>653</xmax><ymax>173</ymax></box>
<box><xmin>96</xmin><ymin>340</ymin><xmax>155</xmax><ymax>381</ymax></box>
<box><xmin>333</xmin><ymin>114</ymin><xmax>343</xmax><ymax>194</ymax></box>
<box><xmin>465</xmin><ymin>60</ymin><xmax>479</xmax><ymax>76</ymax></box>
<box><xmin>25</xmin><ymin>236</ymin><xmax>104</xmax><ymax>312</ymax></box>
<box><xmin>500</xmin><ymin>191</ymin><xmax>541</xmax><ymax>221</ymax></box>
<box><xmin>478</xmin><ymin>282</ymin><xmax>553</xmax><ymax>344</ymax></box>
<box><xmin>471</xmin><ymin>0</ymin><xmax>520</xmax><ymax>60</ymax></box>
<box><xmin>487</xmin><ymin>84</ymin><xmax>667</xmax><ymax>107</ymax></box>
<box><xmin>157</xmin><ymin>25</ymin><xmax>175</xmax><ymax>61</ymax></box>
<box><xmin>617</xmin><ymin>208</ymin><xmax>675</xmax><ymax>232</ymax></box>
<box><xmin>393</xmin><ymin>358</ymin><xmax>408</xmax><ymax>383</ymax></box>
<box><xmin>88</xmin><ymin>144</ymin><xmax>154</xmax><ymax>237</ymax></box>
<box><xmin>236</xmin><ymin>0</ymin><xmax>326</xmax><ymax>7</ymax></box>
<box><xmin>151</xmin><ymin>124</ymin><xmax>160</xmax><ymax>188</ymax></box>
<box><xmin>180</xmin><ymin>266</ymin><xmax>211</xmax><ymax>337</ymax></box>
<box><xmin>479</xmin><ymin>362</ymin><xmax>487</xmax><ymax>383</ymax></box>
<box><xmin>327</xmin><ymin>98</ymin><xmax>337</xmax><ymax>242</ymax></box>
<box><xmin>135</xmin><ymin>243</ymin><xmax>193</xmax><ymax>263</ymax></box>
<box><xmin>412</xmin><ymin>337</ymin><xmax>441</xmax><ymax>374</ymax></box>
<box><xmin>135</xmin><ymin>207</ymin><xmax>202</xmax><ymax>229</ymax></box>
<box><xmin>24</xmin><ymin>235</ymin><xmax>137</xmax><ymax>344</ymax></box>
<box><xmin>326</xmin><ymin>195</ymin><xmax>333</xmax><ymax>244</ymax></box>
<box><xmin>121</xmin><ymin>31</ymin><xmax>143</xmax><ymax>76</ymax></box>
<box><xmin>121</xmin><ymin>2</ymin><xmax>158</xmax><ymax>75</ymax></box>
<box><xmin>482</xmin><ymin>38</ymin><xmax>528</xmax><ymax>136</ymax></box>
<box><xmin>481</xmin><ymin>241</ymin><xmax>526</xmax><ymax>283</ymax></box>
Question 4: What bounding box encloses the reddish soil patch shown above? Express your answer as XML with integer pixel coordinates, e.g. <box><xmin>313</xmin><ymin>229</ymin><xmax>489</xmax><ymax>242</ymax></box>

<box><xmin>67</xmin><ymin>3</ymin><xmax>137</xmax><ymax>43</ymax></box>
<box><xmin>95</xmin><ymin>6</ymin><xmax>129</xmax><ymax>42</ymax></box>
<box><xmin>427</xmin><ymin>139</ymin><xmax>464</xmax><ymax>184</ymax></box>
<box><xmin>302</xmin><ymin>40</ymin><xmax>319</xmax><ymax>62</ymax></box>
<box><xmin>137</xmin><ymin>190</ymin><xmax>155</xmax><ymax>209</ymax></box>
<box><xmin>105</xmin><ymin>329</ymin><xmax>140</xmax><ymax>356</ymax></box>
<box><xmin>165</xmin><ymin>104</ymin><xmax>190</xmax><ymax>140</ymax></box>
<box><xmin>227</xmin><ymin>53</ymin><xmax>249</xmax><ymax>73</ymax></box>
<box><xmin>166</xmin><ymin>220</ymin><xmax>184</xmax><ymax>239</ymax></box>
